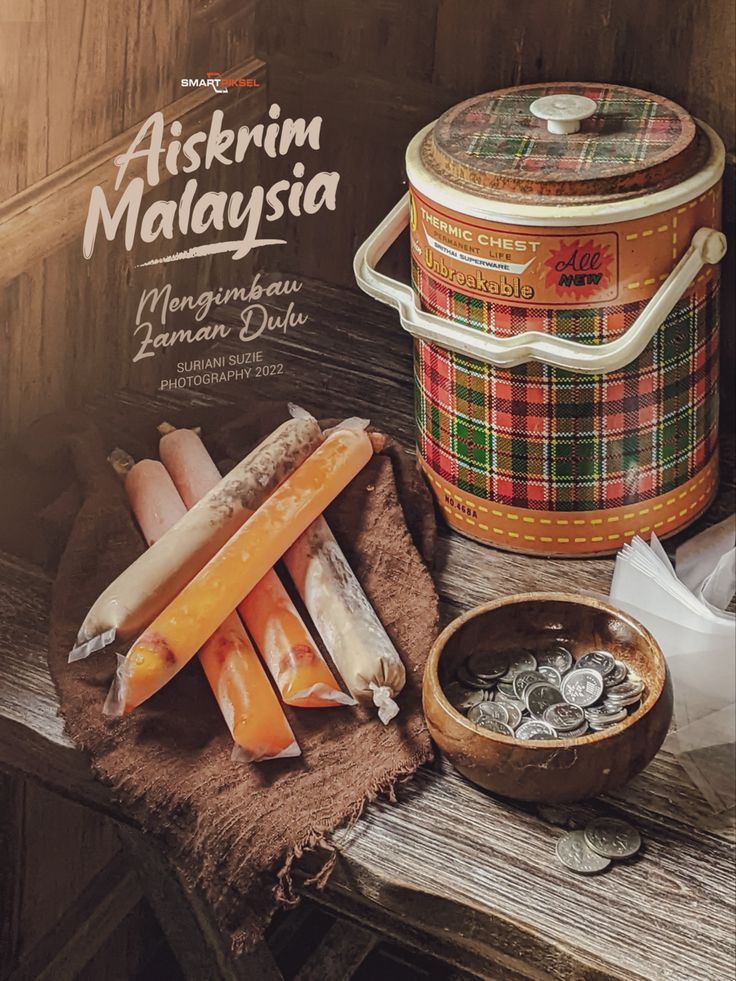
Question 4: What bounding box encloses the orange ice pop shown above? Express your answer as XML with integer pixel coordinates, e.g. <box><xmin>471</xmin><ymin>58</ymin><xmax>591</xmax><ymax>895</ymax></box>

<box><xmin>160</xmin><ymin>428</ymin><xmax>353</xmax><ymax>709</ymax></box>
<box><xmin>118</xmin><ymin>422</ymin><xmax>373</xmax><ymax>711</ymax></box>
<box><xmin>198</xmin><ymin>613</ymin><xmax>300</xmax><ymax>761</ymax></box>
<box><xmin>114</xmin><ymin>457</ymin><xmax>299</xmax><ymax>760</ymax></box>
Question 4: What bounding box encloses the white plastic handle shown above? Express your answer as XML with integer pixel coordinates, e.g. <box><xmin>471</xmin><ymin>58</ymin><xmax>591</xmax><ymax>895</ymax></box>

<box><xmin>353</xmin><ymin>194</ymin><xmax>727</xmax><ymax>375</ymax></box>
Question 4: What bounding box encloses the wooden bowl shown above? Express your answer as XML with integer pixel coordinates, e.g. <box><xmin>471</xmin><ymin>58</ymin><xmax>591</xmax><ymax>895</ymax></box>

<box><xmin>422</xmin><ymin>592</ymin><xmax>673</xmax><ymax>803</ymax></box>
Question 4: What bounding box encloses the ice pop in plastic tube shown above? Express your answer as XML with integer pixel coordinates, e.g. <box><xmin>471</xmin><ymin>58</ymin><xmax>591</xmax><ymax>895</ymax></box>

<box><xmin>72</xmin><ymin>413</ymin><xmax>323</xmax><ymax>655</ymax></box>
<box><xmin>125</xmin><ymin>460</ymin><xmax>188</xmax><ymax>546</ymax></box>
<box><xmin>283</xmin><ymin>517</ymin><xmax>406</xmax><ymax>723</ymax></box>
<box><xmin>158</xmin><ymin>423</ymin><xmax>223</xmax><ymax>506</ymax></box>
<box><xmin>238</xmin><ymin>568</ymin><xmax>355</xmax><ymax>708</ymax></box>
<box><xmin>160</xmin><ymin>426</ymin><xmax>353</xmax><ymax>709</ymax></box>
<box><xmin>115</xmin><ymin>455</ymin><xmax>300</xmax><ymax>760</ymax></box>
<box><xmin>198</xmin><ymin>614</ymin><xmax>300</xmax><ymax>760</ymax></box>
<box><xmin>110</xmin><ymin>420</ymin><xmax>374</xmax><ymax>713</ymax></box>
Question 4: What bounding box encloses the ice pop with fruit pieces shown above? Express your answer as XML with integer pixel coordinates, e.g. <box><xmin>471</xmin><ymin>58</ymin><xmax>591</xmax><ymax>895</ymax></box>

<box><xmin>110</xmin><ymin>454</ymin><xmax>299</xmax><ymax>760</ymax></box>
<box><xmin>109</xmin><ymin>420</ymin><xmax>374</xmax><ymax>712</ymax></box>
<box><xmin>159</xmin><ymin>425</ymin><xmax>353</xmax><ymax>708</ymax></box>
<box><xmin>284</xmin><ymin>516</ymin><xmax>406</xmax><ymax>723</ymax></box>
<box><xmin>72</xmin><ymin>411</ymin><xmax>323</xmax><ymax>656</ymax></box>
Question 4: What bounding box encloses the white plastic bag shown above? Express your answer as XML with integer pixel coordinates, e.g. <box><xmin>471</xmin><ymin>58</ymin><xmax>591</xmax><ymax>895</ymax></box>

<box><xmin>610</xmin><ymin>517</ymin><xmax>735</xmax><ymax>812</ymax></box>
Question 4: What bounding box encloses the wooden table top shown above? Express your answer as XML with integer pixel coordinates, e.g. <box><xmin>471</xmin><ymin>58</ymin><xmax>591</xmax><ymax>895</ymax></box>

<box><xmin>0</xmin><ymin>277</ymin><xmax>734</xmax><ymax>981</ymax></box>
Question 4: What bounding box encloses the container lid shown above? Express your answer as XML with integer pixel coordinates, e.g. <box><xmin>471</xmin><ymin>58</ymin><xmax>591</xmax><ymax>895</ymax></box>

<box><xmin>421</xmin><ymin>82</ymin><xmax>709</xmax><ymax>201</ymax></box>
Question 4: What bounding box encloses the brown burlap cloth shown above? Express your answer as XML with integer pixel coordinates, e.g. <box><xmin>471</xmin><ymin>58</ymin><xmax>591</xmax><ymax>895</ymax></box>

<box><xmin>38</xmin><ymin>406</ymin><xmax>438</xmax><ymax>954</ymax></box>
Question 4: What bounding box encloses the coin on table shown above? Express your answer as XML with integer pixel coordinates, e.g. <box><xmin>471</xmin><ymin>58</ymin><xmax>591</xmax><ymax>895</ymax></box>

<box><xmin>576</xmin><ymin>650</ymin><xmax>616</xmax><ymax>678</ymax></box>
<box><xmin>513</xmin><ymin>670</ymin><xmax>548</xmax><ymax>700</ymax></box>
<box><xmin>516</xmin><ymin>720</ymin><xmax>558</xmax><ymax>740</ymax></box>
<box><xmin>543</xmin><ymin>702</ymin><xmax>585</xmax><ymax>732</ymax></box>
<box><xmin>536</xmin><ymin>644</ymin><xmax>573</xmax><ymax>675</ymax></box>
<box><xmin>556</xmin><ymin>831</ymin><xmax>611</xmax><ymax>874</ymax></box>
<box><xmin>501</xmin><ymin>649</ymin><xmax>538</xmax><ymax>680</ymax></box>
<box><xmin>526</xmin><ymin>682</ymin><xmax>566</xmax><ymax>719</ymax></box>
<box><xmin>475</xmin><ymin>717</ymin><xmax>514</xmax><ymax>736</ymax></box>
<box><xmin>604</xmin><ymin>660</ymin><xmax>628</xmax><ymax>687</ymax></box>
<box><xmin>537</xmin><ymin>664</ymin><xmax>562</xmax><ymax>687</ymax></box>
<box><xmin>560</xmin><ymin>668</ymin><xmax>605</xmax><ymax>707</ymax></box>
<box><xmin>468</xmin><ymin>701</ymin><xmax>509</xmax><ymax>725</ymax></box>
<box><xmin>467</xmin><ymin>649</ymin><xmax>509</xmax><ymax>683</ymax></box>
<box><xmin>584</xmin><ymin>818</ymin><xmax>641</xmax><ymax>859</ymax></box>
<box><xmin>457</xmin><ymin>662</ymin><xmax>493</xmax><ymax>690</ymax></box>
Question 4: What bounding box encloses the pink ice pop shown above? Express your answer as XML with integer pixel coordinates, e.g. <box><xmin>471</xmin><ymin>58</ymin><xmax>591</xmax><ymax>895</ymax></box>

<box><xmin>125</xmin><ymin>461</ymin><xmax>187</xmax><ymax>546</ymax></box>
<box><xmin>158</xmin><ymin>429</ymin><xmax>222</xmax><ymax>508</ymax></box>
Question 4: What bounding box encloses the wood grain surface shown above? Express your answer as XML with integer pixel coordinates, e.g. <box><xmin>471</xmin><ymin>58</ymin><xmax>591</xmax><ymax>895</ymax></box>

<box><xmin>0</xmin><ymin>65</ymin><xmax>266</xmax><ymax>438</ymax></box>
<box><xmin>0</xmin><ymin>278</ymin><xmax>733</xmax><ymax>981</ymax></box>
<box><xmin>0</xmin><ymin>0</ymin><xmax>258</xmax><ymax>204</ymax></box>
<box><xmin>0</xmin><ymin>0</ymin><xmax>266</xmax><ymax>437</ymax></box>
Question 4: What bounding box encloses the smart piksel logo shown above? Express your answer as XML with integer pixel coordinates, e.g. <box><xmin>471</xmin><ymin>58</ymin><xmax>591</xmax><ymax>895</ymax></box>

<box><xmin>180</xmin><ymin>71</ymin><xmax>261</xmax><ymax>95</ymax></box>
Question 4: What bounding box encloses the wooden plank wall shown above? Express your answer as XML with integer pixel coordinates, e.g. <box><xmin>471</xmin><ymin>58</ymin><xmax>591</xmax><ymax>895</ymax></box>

<box><xmin>257</xmin><ymin>0</ymin><xmax>735</xmax><ymax>423</ymax></box>
<box><xmin>0</xmin><ymin>0</ymin><xmax>264</xmax><ymax>437</ymax></box>
<box><xmin>0</xmin><ymin>0</ymin><xmax>259</xmax><ymax>204</ymax></box>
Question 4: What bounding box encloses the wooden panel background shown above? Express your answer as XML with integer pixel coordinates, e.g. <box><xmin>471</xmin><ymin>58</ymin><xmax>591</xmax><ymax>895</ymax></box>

<box><xmin>0</xmin><ymin>3</ymin><xmax>262</xmax><ymax>976</ymax></box>
<box><xmin>0</xmin><ymin>0</ymin><xmax>258</xmax><ymax>203</ymax></box>
<box><xmin>0</xmin><ymin>0</ymin><xmax>267</xmax><ymax>437</ymax></box>
<box><xmin>257</xmin><ymin>0</ymin><xmax>735</xmax><ymax>281</ymax></box>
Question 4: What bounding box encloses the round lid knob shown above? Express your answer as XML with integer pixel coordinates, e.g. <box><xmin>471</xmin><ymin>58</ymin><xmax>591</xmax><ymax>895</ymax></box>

<box><xmin>530</xmin><ymin>94</ymin><xmax>598</xmax><ymax>134</ymax></box>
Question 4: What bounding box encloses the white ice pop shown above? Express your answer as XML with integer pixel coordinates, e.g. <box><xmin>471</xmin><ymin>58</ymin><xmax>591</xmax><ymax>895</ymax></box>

<box><xmin>283</xmin><ymin>516</ymin><xmax>406</xmax><ymax>723</ymax></box>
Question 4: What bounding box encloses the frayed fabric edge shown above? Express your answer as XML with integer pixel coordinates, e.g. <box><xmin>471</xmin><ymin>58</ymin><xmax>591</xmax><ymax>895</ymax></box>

<box><xmin>270</xmin><ymin>745</ymin><xmax>433</xmax><ymax>915</ymax></box>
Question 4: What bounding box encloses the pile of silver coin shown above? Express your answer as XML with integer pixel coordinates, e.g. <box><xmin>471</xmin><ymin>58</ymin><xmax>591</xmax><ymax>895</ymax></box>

<box><xmin>443</xmin><ymin>644</ymin><xmax>645</xmax><ymax>741</ymax></box>
<box><xmin>556</xmin><ymin>817</ymin><xmax>642</xmax><ymax>874</ymax></box>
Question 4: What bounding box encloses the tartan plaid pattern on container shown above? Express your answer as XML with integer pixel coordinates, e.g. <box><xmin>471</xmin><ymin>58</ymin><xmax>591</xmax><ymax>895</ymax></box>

<box><xmin>446</xmin><ymin>84</ymin><xmax>683</xmax><ymax>177</ymax></box>
<box><xmin>414</xmin><ymin>276</ymin><xmax>720</xmax><ymax>511</ymax></box>
<box><xmin>414</xmin><ymin>262</ymin><xmax>638</xmax><ymax>341</ymax></box>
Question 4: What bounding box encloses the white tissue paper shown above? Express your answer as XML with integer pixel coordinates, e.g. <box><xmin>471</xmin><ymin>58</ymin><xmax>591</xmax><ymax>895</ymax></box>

<box><xmin>610</xmin><ymin>516</ymin><xmax>735</xmax><ymax>813</ymax></box>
